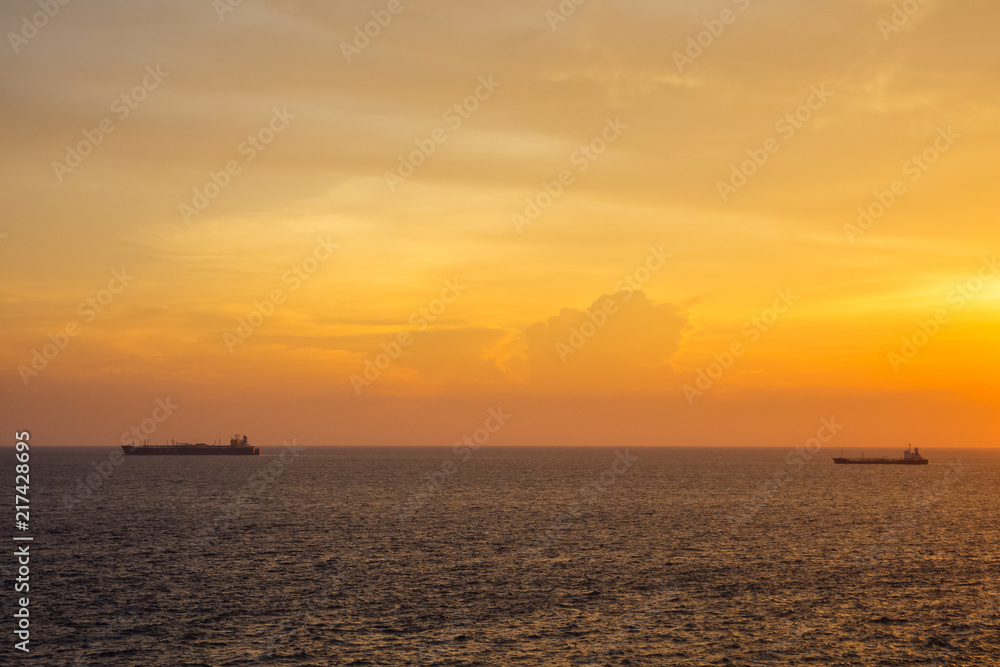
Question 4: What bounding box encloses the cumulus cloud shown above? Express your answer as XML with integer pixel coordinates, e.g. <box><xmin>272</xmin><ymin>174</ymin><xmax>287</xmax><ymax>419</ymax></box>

<box><xmin>338</xmin><ymin>290</ymin><xmax>688</xmax><ymax>396</ymax></box>
<box><xmin>504</xmin><ymin>290</ymin><xmax>689</xmax><ymax>393</ymax></box>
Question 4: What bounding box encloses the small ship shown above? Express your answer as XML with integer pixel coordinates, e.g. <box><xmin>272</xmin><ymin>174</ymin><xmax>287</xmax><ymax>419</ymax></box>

<box><xmin>122</xmin><ymin>434</ymin><xmax>260</xmax><ymax>456</ymax></box>
<box><xmin>833</xmin><ymin>444</ymin><xmax>927</xmax><ymax>465</ymax></box>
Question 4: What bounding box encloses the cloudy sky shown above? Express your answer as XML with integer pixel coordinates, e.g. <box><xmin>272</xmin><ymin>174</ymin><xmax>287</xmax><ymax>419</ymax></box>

<box><xmin>2</xmin><ymin>0</ymin><xmax>998</xmax><ymax>447</ymax></box>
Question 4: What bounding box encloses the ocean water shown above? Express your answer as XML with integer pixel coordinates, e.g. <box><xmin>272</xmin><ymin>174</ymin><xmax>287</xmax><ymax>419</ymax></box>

<box><xmin>22</xmin><ymin>445</ymin><xmax>1000</xmax><ymax>666</ymax></box>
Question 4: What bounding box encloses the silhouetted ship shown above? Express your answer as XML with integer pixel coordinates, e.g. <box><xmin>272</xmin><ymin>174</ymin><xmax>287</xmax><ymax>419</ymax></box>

<box><xmin>122</xmin><ymin>434</ymin><xmax>260</xmax><ymax>456</ymax></box>
<box><xmin>833</xmin><ymin>445</ymin><xmax>927</xmax><ymax>465</ymax></box>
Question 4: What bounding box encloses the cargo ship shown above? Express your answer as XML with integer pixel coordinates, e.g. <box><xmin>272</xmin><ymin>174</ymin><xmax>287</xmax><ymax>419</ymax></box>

<box><xmin>122</xmin><ymin>434</ymin><xmax>260</xmax><ymax>456</ymax></box>
<box><xmin>833</xmin><ymin>445</ymin><xmax>927</xmax><ymax>465</ymax></box>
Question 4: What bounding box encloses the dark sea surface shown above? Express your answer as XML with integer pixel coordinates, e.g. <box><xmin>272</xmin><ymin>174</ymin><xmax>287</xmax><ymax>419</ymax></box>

<box><xmin>19</xmin><ymin>445</ymin><xmax>1000</xmax><ymax>666</ymax></box>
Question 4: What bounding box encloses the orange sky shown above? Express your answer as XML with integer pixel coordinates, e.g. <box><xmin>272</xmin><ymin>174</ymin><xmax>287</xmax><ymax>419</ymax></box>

<box><xmin>1</xmin><ymin>0</ymin><xmax>998</xmax><ymax>447</ymax></box>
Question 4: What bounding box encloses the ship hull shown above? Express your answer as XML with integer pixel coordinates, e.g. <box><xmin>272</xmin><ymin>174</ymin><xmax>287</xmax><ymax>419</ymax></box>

<box><xmin>832</xmin><ymin>458</ymin><xmax>927</xmax><ymax>465</ymax></box>
<box><xmin>122</xmin><ymin>446</ymin><xmax>259</xmax><ymax>456</ymax></box>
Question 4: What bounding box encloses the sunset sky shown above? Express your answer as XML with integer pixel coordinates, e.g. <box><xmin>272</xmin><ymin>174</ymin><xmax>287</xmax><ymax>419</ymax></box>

<box><xmin>2</xmin><ymin>0</ymin><xmax>998</xmax><ymax>447</ymax></box>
